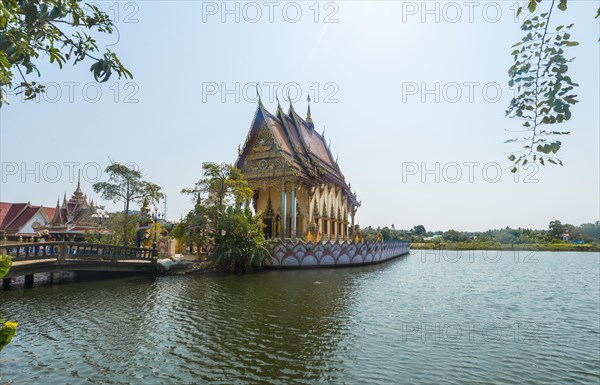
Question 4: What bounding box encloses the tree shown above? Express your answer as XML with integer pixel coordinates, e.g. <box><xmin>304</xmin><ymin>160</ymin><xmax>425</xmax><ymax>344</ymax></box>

<box><xmin>210</xmin><ymin>207</ymin><xmax>272</xmax><ymax>273</ymax></box>
<box><xmin>443</xmin><ymin>229</ymin><xmax>469</xmax><ymax>242</ymax></box>
<box><xmin>548</xmin><ymin>219</ymin><xmax>565</xmax><ymax>239</ymax></box>
<box><xmin>93</xmin><ymin>163</ymin><xmax>163</xmax><ymax>245</ymax></box>
<box><xmin>171</xmin><ymin>203</ymin><xmax>210</xmax><ymax>256</ymax></box>
<box><xmin>0</xmin><ymin>0</ymin><xmax>131</xmax><ymax>106</ymax></box>
<box><xmin>580</xmin><ymin>222</ymin><xmax>600</xmax><ymax>242</ymax></box>
<box><xmin>182</xmin><ymin>163</ymin><xmax>253</xmax><ymax>229</ymax></box>
<box><xmin>506</xmin><ymin>0</ymin><xmax>599</xmax><ymax>171</ymax></box>
<box><xmin>178</xmin><ymin>163</ymin><xmax>270</xmax><ymax>272</ymax></box>
<box><xmin>0</xmin><ymin>255</ymin><xmax>18</xmax><ymax>352</ymax></box>
<box><xmin>413</xmin><ymin>225</ymin><xmax>426</xmax><ymax>236</ymax></box>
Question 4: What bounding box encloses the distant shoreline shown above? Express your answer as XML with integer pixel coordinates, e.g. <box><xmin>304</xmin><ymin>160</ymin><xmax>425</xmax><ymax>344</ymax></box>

<box><xmin>410</xmin><ymin>242</ymin><xmax>600</xmax><ymax>252</ymax></box>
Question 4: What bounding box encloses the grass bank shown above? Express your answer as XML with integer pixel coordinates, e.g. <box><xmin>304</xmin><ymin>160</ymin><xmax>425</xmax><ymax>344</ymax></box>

<box><xmin>411</xmin><ymin>242</ymin><xmax>600</xmax><ymax>252</ymax></box>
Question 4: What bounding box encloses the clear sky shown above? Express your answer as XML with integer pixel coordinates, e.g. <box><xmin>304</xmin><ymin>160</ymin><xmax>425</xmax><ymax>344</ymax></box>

<box><xmin>1</xmin><ymin>1</ymin><xmax>598</xmax><ymax>232</ymax></box>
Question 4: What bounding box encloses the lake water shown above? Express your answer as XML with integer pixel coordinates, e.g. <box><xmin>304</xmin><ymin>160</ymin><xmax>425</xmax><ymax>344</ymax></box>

<box><xmin>1</xmin><ymin>250</ymin><xmax>599</xmax><ymax>384</ymax></box>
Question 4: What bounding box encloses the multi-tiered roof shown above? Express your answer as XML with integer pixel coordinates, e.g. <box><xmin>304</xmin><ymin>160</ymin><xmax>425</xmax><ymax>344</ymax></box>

<box><xmin>236</xmin><ymin>98</ymin><xmax>359</xmax><ymax>207</ymax></box>
<box><xmin>47</xmin><ymin>172</ymin><xmax>95</xmax><ymax>230</ymax></box>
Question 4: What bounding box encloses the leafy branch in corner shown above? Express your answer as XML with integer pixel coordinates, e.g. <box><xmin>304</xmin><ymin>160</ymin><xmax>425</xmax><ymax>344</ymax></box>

<box><xmin>505</xmin><ymin>0</ymin><xmax>583</xmax><ymax>172</ymax></box>
<box><xmin>0</xmin><ymin>1</ymin><xmax>132</xmax><ymax>106</ymax></box>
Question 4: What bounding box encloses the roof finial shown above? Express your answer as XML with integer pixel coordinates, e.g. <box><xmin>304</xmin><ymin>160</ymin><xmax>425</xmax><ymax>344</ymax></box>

<box><xmin>287</xmin><ymin>90</ymin><xmax>293</xmax><ymax>110</ymax></box>
<box><xmin>256</xmin><ymin>83</ymin><xmax>262</xmax><ymax>106</ymax></box>
<box><xmin>322</xmin><ymin>125</ymin><xmax>326</xmax><ymax>137</ymax></box>
<box><xmin>76</xmin><ymin>169</ymin><xmax>81</xmax><ymax>192</ymax></box>
<box><xmin>306</xmin><ymin>94</ymin><xmax>314</xmax><ymax>128</ymax></box>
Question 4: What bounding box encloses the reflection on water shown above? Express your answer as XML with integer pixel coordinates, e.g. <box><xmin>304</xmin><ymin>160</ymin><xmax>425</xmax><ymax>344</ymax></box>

<box><xmin>1</xmin><ymin>252</ymin><xmax>598</xmax><ymax>384</ymax></box>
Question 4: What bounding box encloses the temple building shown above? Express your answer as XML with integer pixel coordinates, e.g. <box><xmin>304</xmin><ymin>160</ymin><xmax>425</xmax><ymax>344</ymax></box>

<box><xmin>235</xmin><ymin>97</ymin><xmax>360</xmax><ymax>242</ymax></box>
<box><xmin>43</xmin><ymin>173</ymin><xmax>100</xmax><ymax>241</ymax></box>
<box><xmin>0</xmin><ymin>174</ymin><xmax>102</xmax><ymax>242</ymax></box>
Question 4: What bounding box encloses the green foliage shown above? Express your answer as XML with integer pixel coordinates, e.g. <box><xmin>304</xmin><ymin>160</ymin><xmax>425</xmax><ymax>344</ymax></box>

<box><xmin>0</xmin><ymin>0</ymin><xmax>131</xmax><ymax>106</ymax></box>
<box><xmin>93</xmin><ymin>163</ymin><xmax>163</xmax><ymax>245</ymax></box>
<box><xmin>93</xmin><ymin>163</ymin><xmax>163</xmax><ymax>210</ymax></box>
<box><xmin>409</xmin><ymin>220</ymin><xmax>600</xmax><ymax>251</ymax></box>
<box><xmin>506</xmin><ymin>0</ymin><xmax>579</xmax><ymax>171</ymax></box>
<box><xmin>177</xmin><ymin>163</ymin><xmax>270</xmax><ymax>272</ymax></box>
<box><xmin>107</xmin><ymin>212</ymin><xmax>141</xmax><ymax>246</ymax></box>
<box><xmin>412</xmin><ymin>241</ymin><xmax>599</xmax><ymax>252</ymax></box>
<box><xmin>0</xmin><ymin>318</ymin><xmax>17</xmax><ymax>352</ymax></box>
<box><xmin>182</xmin><ymin>163</ymin><xmax>253</xmax><ymax>213</ymax></box>
<box><xmin>0</xmin><ymin>254</ymin><xmax>18</xmax><ymax>352</ymax></box>
<box><xmin>0</xmin><ymin>253</ymin><xmax>11</xmax><ymax>278</ymax></box>
<box><xmin>210</xmin><ymin>207</ymin><xmax>273</xmax><ymax>273</ymax></box>
<box><xmin>360</xmin><ymin>225</ymin><xmax>411</xmax><ymax>241</ymax></box>
<box><xmin>181</xmin><ymin>162</ymin><xmax>253</xmax><ymax>232</ymax></box>
<box><xmin>80</xmin><ymin>212</ymin><xmax>141</xmax><ymax>246</ymax></box>
<box><xmin>413</xmin><ymin>225</ymin><xmax>427</xmax><ymax>236</ymax></box>
<box><xmin>548</xmin><ymin>219</ymin><xmax>565</xmax><ymax>238</ymax></box>
<box><xmin>443</xmin><ymin>229</ymin><xmax>471</xmax><ymax>242</ymax></box>
<box><xmin>171</xmin><ymin>204</ymin><xmax>210</xmax><ymax>255</ymax></box>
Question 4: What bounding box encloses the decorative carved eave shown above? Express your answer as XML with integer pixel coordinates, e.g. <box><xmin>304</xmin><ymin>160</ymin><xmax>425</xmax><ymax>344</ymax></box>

<box><xmin>50</xmin><ymin>199</ymin><xmax>63</xmax><ymax>226</ymax></box>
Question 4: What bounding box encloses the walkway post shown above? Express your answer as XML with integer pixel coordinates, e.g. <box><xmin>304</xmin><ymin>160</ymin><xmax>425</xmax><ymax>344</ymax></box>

<box><xmin>58</xmin><ymin>243</ymin><xmax>66</xmax><ymax>262</ymax></box>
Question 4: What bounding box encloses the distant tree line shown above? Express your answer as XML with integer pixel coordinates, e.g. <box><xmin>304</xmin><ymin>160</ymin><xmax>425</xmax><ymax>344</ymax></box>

<box><xmin>362</xmin><ymin>220</ymin><xmax>600</xmax><ymax>245</ymax></box>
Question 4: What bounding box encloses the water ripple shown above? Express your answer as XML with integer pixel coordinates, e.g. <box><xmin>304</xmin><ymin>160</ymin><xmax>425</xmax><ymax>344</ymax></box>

<box><xmin>1</xmin><ymin>251</ymin><xmax>598</xmax><ymax>384</ymax></box>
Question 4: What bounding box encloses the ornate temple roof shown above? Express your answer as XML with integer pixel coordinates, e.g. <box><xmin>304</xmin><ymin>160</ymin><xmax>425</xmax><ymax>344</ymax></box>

<box><xmin>236</xmin><ymin>99</ymin><xmax>359</xmax><ymax>207</ymax></box>
<box><xmin>46</xmin><ymin>172</ymin><xmax>95</xmax><ymax>230</ymax></box>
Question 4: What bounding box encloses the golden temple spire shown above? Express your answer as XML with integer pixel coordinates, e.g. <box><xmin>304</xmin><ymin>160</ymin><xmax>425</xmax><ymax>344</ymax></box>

<box><xmin>75</xmin><ymin>169</ymin><xmax>82</xmax><ymax>194</ymax></box>
<box><xmin>306</xmin><ymin>94</ymin><xmax>314</xmax><ymax>129</ymax></box>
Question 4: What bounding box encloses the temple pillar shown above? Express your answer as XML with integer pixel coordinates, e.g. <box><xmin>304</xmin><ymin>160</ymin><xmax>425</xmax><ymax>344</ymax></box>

<box><xmin>281</xmin><ymin>182</ymin><xmax>287</xmax><ymax>240</ymax></box>
<box><xmin>291</xmin><ymin>183</ymin><xmax>297</xmax><ymax>241</ymax></box>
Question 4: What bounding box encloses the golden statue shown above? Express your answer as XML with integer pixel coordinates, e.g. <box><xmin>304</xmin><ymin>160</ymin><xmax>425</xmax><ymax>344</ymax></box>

<box><xmin>376</xmin><ymin>229</ymin><xmax>383</xmax><ymax>243</ymax></box>
<box><xmin>353</xmin><ymin>227</ymin><xmax>362</xmax><ymax>244</ymax></box>
<box><xmin>305</xmin><ymin>221</ymin><xmax>321</xmax><ymax>243</ymax></box>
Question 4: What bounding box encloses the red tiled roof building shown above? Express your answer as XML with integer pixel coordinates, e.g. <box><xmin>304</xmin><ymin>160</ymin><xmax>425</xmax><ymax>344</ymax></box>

<box><xmin>0</xmin><ymin>173</ymin><xmax>100</xmax><ymax>242</ymax></box>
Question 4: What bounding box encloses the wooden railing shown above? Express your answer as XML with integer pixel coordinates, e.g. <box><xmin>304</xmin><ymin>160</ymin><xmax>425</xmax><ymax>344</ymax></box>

<box><xmin>0</xmin><ymin>242</ymin><xmax>157</xmax><ymax>264</ymax></box>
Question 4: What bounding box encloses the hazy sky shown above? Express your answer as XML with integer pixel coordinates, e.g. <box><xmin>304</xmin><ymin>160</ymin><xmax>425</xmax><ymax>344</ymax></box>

<box><xmin>1</xmin><ymin>1</ymin><xmax>598</xmax><ymax>231</ymax></box>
